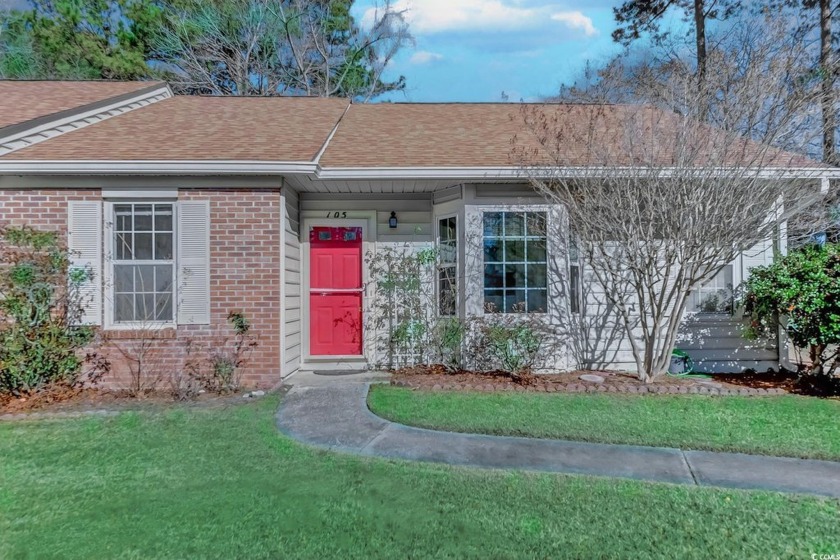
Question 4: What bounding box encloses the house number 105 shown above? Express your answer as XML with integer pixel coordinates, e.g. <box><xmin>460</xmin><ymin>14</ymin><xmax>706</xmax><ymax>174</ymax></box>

<box><xmin>326</xmin><ymin>212</ymin><xmax>348</xmax><ymax>218</ymax></box>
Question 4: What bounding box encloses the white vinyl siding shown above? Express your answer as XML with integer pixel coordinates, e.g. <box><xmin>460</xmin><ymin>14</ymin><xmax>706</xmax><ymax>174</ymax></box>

<box><xmin>741</xmin><ymin>235</ymin><xmax>775</xmax><ymax>279</ymax></box>
<box><xmin>176</xmin><ymin>200</ymin><xmax>210</xmax><ymax>325</ymax></box>
<box><xmin>299</xmin><ymin>193</ymin><xmax>432</xmax><ymax>243</ymax></box>
<box><xmin>67</xmin><ymin>201</ymin><xmax>102</xmax><ymax>325</ymax></box>
<box><xmin>283</xmin><ymin>188</ymin><xmax>303</xmax><ymax>376</ymax></box>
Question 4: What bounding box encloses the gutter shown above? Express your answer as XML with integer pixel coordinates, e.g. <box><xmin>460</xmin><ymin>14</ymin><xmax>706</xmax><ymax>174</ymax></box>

<box><xmin>0</xmin><ymin>160</ymin><xmax>318</xmax><ymax>176</ymax></box>
<box><xmin>0</xmin><ymin>162</ymin><xmax>838</xmax><ymax>181</ymax></box>
<box><xmin>314</xmin><ymin>166</ymin><xmax>840</xmax><ymax>181</ymax></box>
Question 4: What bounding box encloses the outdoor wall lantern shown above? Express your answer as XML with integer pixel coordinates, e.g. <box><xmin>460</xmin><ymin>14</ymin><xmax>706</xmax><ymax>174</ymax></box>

<box><xmin>389</xmin><ymin>211</ymin><xmax>398</xmax><ymax>228</ymax></box>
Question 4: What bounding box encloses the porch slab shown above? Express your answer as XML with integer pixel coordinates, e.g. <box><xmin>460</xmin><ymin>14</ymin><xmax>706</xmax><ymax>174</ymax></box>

<box><xmin>284</xmin><ymin>369</ymin><xmax>391</xmax><ymax>389</ymax></box>
<box><xmin>278</xmin><ymin>384</ymin><xmax>389</xmax><ymax>450</ymax></box>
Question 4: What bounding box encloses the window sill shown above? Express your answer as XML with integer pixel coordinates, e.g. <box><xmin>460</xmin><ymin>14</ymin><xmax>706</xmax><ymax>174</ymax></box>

<box><xmin>683</xmin><ymin>312</ymin><xmax>739</xmax><ymax>323</ymax></box>
<box><xmin>481</xmin><ymin>312</ymin><xmax>549</xmax><ymax>317</ymax></box>
<box><xmin>102</xmin><ymin>326</ymin><xmax>178</xmax><ymax>340</ymax></box>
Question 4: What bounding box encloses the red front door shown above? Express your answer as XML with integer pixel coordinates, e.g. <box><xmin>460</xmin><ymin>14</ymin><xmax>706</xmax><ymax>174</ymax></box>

<box><xmin>309</xmin><ymin>226</ymin><xmax>363</xmax><ymax>356</ymax></box>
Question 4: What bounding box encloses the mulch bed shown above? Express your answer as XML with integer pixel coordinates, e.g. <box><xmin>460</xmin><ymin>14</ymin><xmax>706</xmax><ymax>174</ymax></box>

<box><xmin>0</xmin><ymin>385</ymin><xmax>267</xmax><ymax>419</ymax></box>
<box><xmin>712</xmin><ymin>370</ymin><xmax>799</xmax><ymax>392</ymax></box>
<box><xmin>390</xmin><ymin>365</ymin><xmax>805</xmax><ymax>397</ymax></box>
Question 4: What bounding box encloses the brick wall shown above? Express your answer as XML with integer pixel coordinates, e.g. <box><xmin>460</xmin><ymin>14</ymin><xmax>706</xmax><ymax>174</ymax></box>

<box><xmin>0</xmin><ymin>188</ymin><xmax>283</xmax><ymax>390</ymax></box>
<box><xmin>181</xmin><ymin>188</ymin><xmax>282</xmax><ymax>388</ymax></box>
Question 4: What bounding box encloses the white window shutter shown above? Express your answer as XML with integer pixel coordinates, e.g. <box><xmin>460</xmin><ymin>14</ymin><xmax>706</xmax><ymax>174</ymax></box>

<box><xmin>67</xmin><ymin>201</ymin><xmax>102</xmax><ymax>326</ymax></box>
<box><xmin>177</xmin><ymin>200</ymin><xmax>210</xmax><ymax>325</ymax></box>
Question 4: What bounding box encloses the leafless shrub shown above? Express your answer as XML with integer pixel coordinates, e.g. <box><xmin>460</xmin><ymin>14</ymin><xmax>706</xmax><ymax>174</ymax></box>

<box><xmin>201</xmin><ymin>312</ymin><xmax>258</xmax><ymax>393</ymax></box>
<box><xmin>167</xmin><ymin>338</ymin><xmax>202</xmax><ymax>401</ymax></box>
<box><xmin>105</xmin><ymin>324</ymin><xmax>168</xmax><ymax>397</ymax></box>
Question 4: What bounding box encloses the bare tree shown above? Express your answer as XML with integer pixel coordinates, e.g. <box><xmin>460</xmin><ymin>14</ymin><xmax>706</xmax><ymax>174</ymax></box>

<box><xmin>152</xmin><ymin>0</ymin><xmax>411</xmax><ymax>99</ymax></box>
<box><xmin>271</xmin><ymin>0</ymin><xmax>411</xmax><ymax>100</ymax></box>
<box><xmin>818</xmin><ymin>0</ymin><xmax>837</xmax><ymax>163</ymax></box>
<box><xmin>516</xmin><ymin>17</ymin><xmax>834</xmax><ymax>382</ymax></box>
<box><xmin>765</xmin><ymin>0</ymin><xmax>838</xmax><ymax>164</ymax></box>
<box><xmin>612</xmin><ymin>0</ymin><xmax>741</xmax><ymax>85</ymax></box>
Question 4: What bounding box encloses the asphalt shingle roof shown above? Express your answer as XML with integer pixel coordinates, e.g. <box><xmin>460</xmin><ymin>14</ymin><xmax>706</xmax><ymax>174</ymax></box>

<box><xmin>5</xmin><ymin>95</ymin><xmax>350</xmax><ymax>162</ymax></box>
<box><xmin>0</xmin><ymin>81</ymin><xmax>824</xmax><ymax>169</ymax></box>
<box><xmin>0</xmin><ymin>80</ymin><xmax>164</xmax><ymax>131</ymax></box>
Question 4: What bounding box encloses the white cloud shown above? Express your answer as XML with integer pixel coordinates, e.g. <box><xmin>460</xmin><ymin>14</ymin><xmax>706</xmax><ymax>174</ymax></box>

<box><xmin>550</xmin><ymin>11</ymin><xmax>598</xmax><ymax>37</ymax></box>
<box><xmin>410</xmin><ymin>51</ymin><xmax>445</xmax><ymax>65</ymax></box>
<box><xmin>366</xmin><ymin>0</ymin><xmax>597</xmax><ymax>37</ymax></box>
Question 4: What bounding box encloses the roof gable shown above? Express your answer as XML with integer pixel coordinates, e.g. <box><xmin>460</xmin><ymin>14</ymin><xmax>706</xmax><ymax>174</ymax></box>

<box><xmin>0</xmin><ymin>80</ymin><xmax>166</xmax><ymax>132</ymax></box>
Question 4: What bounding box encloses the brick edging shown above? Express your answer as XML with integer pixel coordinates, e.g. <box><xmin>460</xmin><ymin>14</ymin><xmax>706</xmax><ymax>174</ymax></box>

<box><xmin>391</xmin><ymin>379</ymin><xmax>787</xmax><ymax>396</ymax></box>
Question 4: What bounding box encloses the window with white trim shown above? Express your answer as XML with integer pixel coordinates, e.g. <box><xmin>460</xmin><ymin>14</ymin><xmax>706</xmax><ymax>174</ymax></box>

<box><xmin>690</xmin><ymin>265</ymin><xmax>734</xmax><ymax>313</ymax></box>
<box><xmin>438</xmin><ymin>216</ymin><xmax>457</xmax><ymax>316</ymax></box>
<box><xmin>112</xmin><ymin>203</ymin><xmax>175</xmax><ymax>323</ymax></box>
<box><xmin>483</xmin><ymin>211</ymin><xmax>547</xmax><ymax>313</ymax></box>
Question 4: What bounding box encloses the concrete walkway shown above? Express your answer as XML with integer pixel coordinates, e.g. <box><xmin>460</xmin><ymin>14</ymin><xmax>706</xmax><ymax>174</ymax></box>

<box><xmin>276</xmin><ymin>374</ymin><xmax>840</xmax><ymax>498</ymax></box>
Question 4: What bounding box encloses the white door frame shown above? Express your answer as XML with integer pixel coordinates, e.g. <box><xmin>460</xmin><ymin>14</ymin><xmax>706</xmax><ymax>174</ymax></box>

<box><xmin>301</xmin><ymin>214</ymin><xmax>375</xmax><ymax>364</ymax></box>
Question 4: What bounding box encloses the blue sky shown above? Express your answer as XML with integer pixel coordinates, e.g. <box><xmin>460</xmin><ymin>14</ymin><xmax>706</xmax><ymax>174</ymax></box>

<box><xmin>354</xmin><ymin>0</ymin><xmax>625</xmax><ymax>102</ymax></box>
<box><xmin>0</xmin><ymin>0</ymin><xmax>628</xmax><ymax>101</ymax></box>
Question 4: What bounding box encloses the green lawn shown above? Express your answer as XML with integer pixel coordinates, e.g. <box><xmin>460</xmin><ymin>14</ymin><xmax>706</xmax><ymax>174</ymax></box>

<box><xmin>368</xmin><ymin>385</ymin><xmax>840</xmax><ymax>461</ymax></box>
<box><xmin>2</xmin><ymin>396</ymin><xmax>839</xmax><ymax>558</ymax></box>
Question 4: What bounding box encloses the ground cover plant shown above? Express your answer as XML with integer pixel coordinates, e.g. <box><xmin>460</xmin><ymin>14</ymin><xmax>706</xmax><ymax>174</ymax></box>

<box><xmin>368</xmin><ymin>385</ymin><xmax>840</xmax><ymax>461</ymax></box>
<box><xmin>1</xmin><ymin>395</ymin><xmax>839</xmax><ymax>558</ymax></box>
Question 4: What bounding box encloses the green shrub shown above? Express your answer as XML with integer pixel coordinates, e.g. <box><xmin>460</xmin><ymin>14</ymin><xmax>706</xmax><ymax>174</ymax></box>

<box><xmin>0</xmin><ymin>226</ymin><xmax>107</xmax><ymax>396</ymax></box>
<box><xmin>479</xmin><ymin>322</ymin><xmax>543</xmax><ymax>374</ymax></box>
<box><xmin>435</xmin><ymin>318</ymin><xmax>464</xmax><ymax>370</ymax></box>
<box><xmin>740</xmin><ymin>243</ymin><xmax>840</xmax><ymax>376</ymax></box>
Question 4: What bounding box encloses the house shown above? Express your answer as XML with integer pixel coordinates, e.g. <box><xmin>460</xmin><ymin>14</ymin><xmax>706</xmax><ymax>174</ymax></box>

<box><xmin>0</xmin><ymin>80</ymin><xmax>834</xmax><ymax>387</ymax></box>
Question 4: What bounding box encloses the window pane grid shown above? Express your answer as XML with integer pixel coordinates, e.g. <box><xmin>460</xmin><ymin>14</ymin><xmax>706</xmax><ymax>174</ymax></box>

<box><xmin>691</xmin><ymin>265</ymin><xmax>734</xmax><ymax>313</ymax></box>
<box><xmin>483</xmin><ymin>211</ymin><xmax>547</xmax><ymax>313</ymax></box>
<box><xmin>113</xmin><ymin>204</ymin><xmax>175</xmax><ymax>324</ymax></box>
<box><xmin>437</xmin><ymin>217</ymin><xmax>458</xmax><ymax>316</ymax></box>
<box><xmin>569</xmin><ymin>235</ymin><xmax>582</xmax><ymax>314</ymax></box>
<box><xmin>569</xmin><ymin>265</ymin><xmax>581</xmax><ymax>314</ymax></box>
